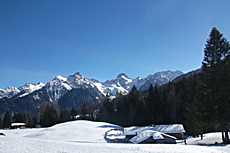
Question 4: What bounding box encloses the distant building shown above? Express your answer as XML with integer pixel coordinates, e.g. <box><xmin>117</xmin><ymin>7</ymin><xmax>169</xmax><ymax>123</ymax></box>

<box><xmin>118</xmin><ymin>124</ymin><xmax>185</xmax><ymax>143</ymax></box>
<box><xmin>11</xmin><ymin>123</ymin><xmax>26</xmax><ymax>129</ymax></box>
<box><xmin>105</xmin><ymin>124</ymin><xmax>186</xmax><ymax>144</ymax></box>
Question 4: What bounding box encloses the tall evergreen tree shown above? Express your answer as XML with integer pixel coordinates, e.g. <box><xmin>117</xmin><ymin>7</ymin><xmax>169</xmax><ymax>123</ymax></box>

<box><xmin>3</xmin><ymin>111</ymin><xmax>11</xmax><ymax>129</ymax></box>
<box><xmin>60</xmin><ymin>107</ymin><xmax>70</xmax><ymax>123</ymax></box>
<box><xmin>0</xmin><ymin>117</ymin><xmax>3</xmax><ymax>129</ymax></box>
<box><xmin>12</xmin><ymin>113</ymin><xmax>24</xmax><ymax>123</ymax></box>
<box><xmin>186</xmin><ymin>96</ymin><xmax>204</xmax><ymax>136</ymax></box>
<box><xmin>145</xmin><ymin>84</ymin><xmax>154</xmax><ymax>125</ymax></box>
<box><xmin>80</xmin><ymin>102</ymin><xmax>88</xmax><ymax>120</ymax></box>
<box><xmin>152</xmin><ymin>84</ymin><xmax>163</xmax><ymax>125</ymax></box>
<box><xmin>165</xmin><ymin>82</ymin><xmax>180</xmax><ymax>123</ymax></box>
<box><xmin>128</xmin><ymin>85</ymin><xmax>139</xmax><ymax>125</ymax></box>
<box><xmin>39</xmin><ymin>104</ymin><xmax>59</xmax><ymax>127</ymax></box>
<box><xmin>202</xmin><ymin>27</ymin><xmax>230</xmax><ymax>69</ymax></box>
<box><xmin>97</xmin><ymin>93</ymin><xmax>115</xmax><ymax>123</ymax></box>
<box><xmin>201</xmin><ymin>27</ymin><xmax>230</xmax><ymax>144</ymax></box>
<box><xmin>115</xmin><ymin>94</ymin><xmax>127</xmax><ymax>126</ymax></box>
<box><xmin>70</xmin><ymin>107</ymin><xmax>76</xmax><ymax>120</ymax></box>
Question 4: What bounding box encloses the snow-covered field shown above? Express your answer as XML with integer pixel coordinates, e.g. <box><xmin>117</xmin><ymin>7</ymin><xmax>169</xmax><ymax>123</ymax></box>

<box><xmin>0</xmin><ymin>120</ymin><xmax>229</xmax><ymax>153</ymax></box>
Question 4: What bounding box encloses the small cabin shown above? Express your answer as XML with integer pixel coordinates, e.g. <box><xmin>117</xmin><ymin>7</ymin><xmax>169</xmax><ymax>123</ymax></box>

<box><xmin>11</xmin><ymin>123</ymin><xmax>26</xmax><ymax>129</ymax></box>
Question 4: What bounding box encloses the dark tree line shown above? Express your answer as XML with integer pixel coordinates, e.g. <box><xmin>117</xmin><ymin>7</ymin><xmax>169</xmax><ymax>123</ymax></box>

<box><xmin>0</xmin><ymin>110</ymin><xmax>37</xmax><ymax>129</ymax></box>
<box><xmin>0</xmin><ymin>100</ymin><xmax>78</xmax><ymax>129</ymax></box>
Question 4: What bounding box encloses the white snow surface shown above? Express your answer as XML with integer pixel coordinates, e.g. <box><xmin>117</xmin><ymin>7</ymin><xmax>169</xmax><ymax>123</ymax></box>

<box><xmin>0</xmin><ymin>120</ymin><xmax>229</xmax><ymax>153</ymax></box>
<box><xmin>153</xmin><ymin>124</ymin><xmax>186</xmax><ymax>134</ymax></box>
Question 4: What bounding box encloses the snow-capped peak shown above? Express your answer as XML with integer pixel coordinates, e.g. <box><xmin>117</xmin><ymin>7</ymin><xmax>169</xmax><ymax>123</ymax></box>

<box><xmin>116</xmin><ymin>72</ymin><xmax>130</xmax><ymax>80</ymax></box>
<box><xmin>54</xmin><ymin>75</ymin><xmax>68</xmax><ymax>82</ymax></box>
<box><xmin>67</xmin><ymin>72</ymin><xmax>94</xmax><ymax>89</ymax></box>
<box><xmin>19</xmin><ymin>82</ymin><xmax>45</xmax><ymax>93</ymax></box>
<box><xmin>44</xmin><ymin>75</ymin><xmax>73</xmax><ymax>102</ymax></box>
<box><xmin>150</xmin><ymin>70</ymin><xmax>184</xmax><ymax>82</ymax></box>
<box><xmin>138</xmin><ymin>70</ymin><xmax>184</xmax><ymax>91</ymax></box>
<box><xmin>0</xmin><ymin>86</ymin><xmax>20</xmax><ymax>99</ymax></box>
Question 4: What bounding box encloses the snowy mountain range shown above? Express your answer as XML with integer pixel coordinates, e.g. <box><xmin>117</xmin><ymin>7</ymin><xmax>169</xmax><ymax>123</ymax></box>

<box><xmin>0</xmin><ymin>70</ymin><xmax>183</xmax><ymax>116</ymax></box>
<box><xmin>0</xmin><ymin>70</ymin><xmax>183</xmax><ymax>100</ymax></box>
<box><xmin>0</xmin><ymin>82</ymin><xmax>45</xmax><ymax>99</ymax></box>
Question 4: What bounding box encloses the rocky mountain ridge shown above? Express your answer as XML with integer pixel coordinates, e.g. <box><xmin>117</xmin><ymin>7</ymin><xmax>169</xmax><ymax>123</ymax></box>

<box><xmin>0</xmin><ymin>70</ymin><xmax>184</xmax><ymax>116</ymax></box>
<box><xmin>0</xmin><ymin>70</ymin><xmax>184</xmax><ymax>100</ymax></box>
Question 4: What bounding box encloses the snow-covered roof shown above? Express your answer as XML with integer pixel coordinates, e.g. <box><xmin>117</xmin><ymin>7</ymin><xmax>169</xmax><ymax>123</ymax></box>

<box><xmin>130</xmin><ymin>130</ymin><xmax>164</xmax><ymax>144</ymax></box>
<box><xmin>123</xmin><ymin>124</ymin><xmax>185</xmax><ymax>136</ymax></box>
<box><xmin>11</xmin><ymin>123</ymin><xmax>25</xmax><ymax>126</ymax></box>
<box><xmin>106</xmin><ymin>130</ymin><xmax>126</xmax><ymax>140</ymax></box>
<box><xmin>153</xmin><ymin>124</ymin><xmax>186</xmax><ymax>134</ymax></box>
<box><xmin>123</xmin><ymin>126</ymin><xmax>155</xmax><ymax>136</ymax></box>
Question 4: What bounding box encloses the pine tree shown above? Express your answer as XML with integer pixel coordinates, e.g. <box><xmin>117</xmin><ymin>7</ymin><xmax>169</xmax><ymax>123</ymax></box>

<box><xmin>152</xmin><ymin>84</ymin><xmax>163</xmax><ymax>125</ymax></box>
<box><xmin>115</xmin><ymin>94</ymin><xmax>127</xmax><ymax>126</ymax></box>
<box><xmin>12</xmin><ymin>113</ymin><xmax>24</xmax><ymax>123</ymax></box>
<box><xmin>165</xmin><ymin>82</ymin><xmax>180</xmax><ymax>123</ymax></box>
<box><xmin>0</xmin><ymin>117</ymin><xmax>3</xmax><ymax>129</ymax></box>
<box><xmin>28</xmin><ymin>117</ymin><xmax>37</xmax><ymax>128</ymax></box>
<box><xmin>39</xmin><ymin>103</ymin><xmax>59</xmax><ymax>127</ymax></box>
<box><xmin>60</xmin><ymin>107</ymin><xmax>70</xmax><ymax>123</ymax></box>
<box><xmin>70</xmin><ymin>107</ymin><xmax>76</xmax><ymax>120</ymax></box>
<box><xmin>3</xmin><ymin>111</ymin><xmax>11</xmax><ymax>129</ymax></box>
<box><xmin>201</xmin><ymin>27</ymin><xmax>230</xmax><ymax>144</ymax></box>
<box><xmin>145</xmin><ymin>84</ymin><xmax>154</xmax><ymax>125</ymax></box>
<box><xmin>186</xmin><ymin>97</ymin><xmax>204</xmax><ymax>136</ymax></box>
<box><xmin>97</xmin><ymin>93</ymin><xmax>115</xmax><ymax>123</ymax></box>
<box><xmin>202</xmin><ymin>27</ymin><xmax>230</xmax><ymax>70</ymax></box>
<box><xmin>128</xmin><ymin>85</ymin><xmax>139</xmax><ymax>125</ymax></box>
<box><xmin>80</xmin><ymin>102</ymin><xmax>88</xmax><ymax>120</ymax></box>
<box><xmin>12</xmin><ymin>113</ymin><xmax>18</xmax><ymax>123</ymax></box>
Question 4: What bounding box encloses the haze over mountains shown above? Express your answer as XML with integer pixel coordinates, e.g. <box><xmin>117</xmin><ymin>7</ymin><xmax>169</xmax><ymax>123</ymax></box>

<box><xmin>0</xmin><ymin>70</ymin><xmax>183</xmax><ymax>116</ymax></box>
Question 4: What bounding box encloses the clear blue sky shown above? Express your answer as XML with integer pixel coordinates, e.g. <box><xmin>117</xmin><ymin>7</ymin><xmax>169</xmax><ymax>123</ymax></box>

<box><xmin>1</xmin><ymin>0</ymin><xmax>230</xmax><ymax>89</ymax></box>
